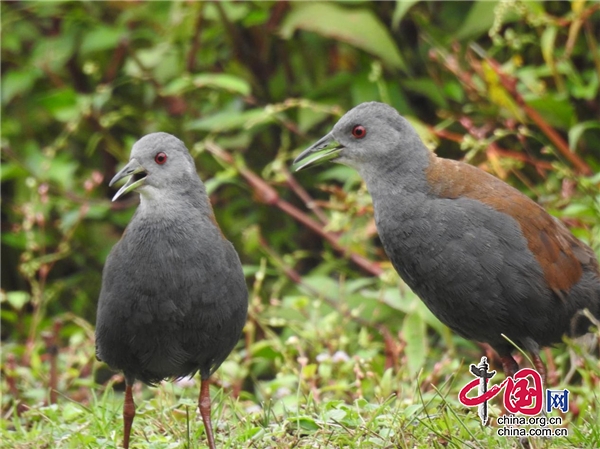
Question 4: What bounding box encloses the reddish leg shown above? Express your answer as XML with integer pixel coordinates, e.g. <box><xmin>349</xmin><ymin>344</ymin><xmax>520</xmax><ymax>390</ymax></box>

<box><xmin>531</xmin><ymin>352</ymin><xmax>547</xmax><ymax>385</ymax></box>
<box><xmin>123</xmin><ymin>383</ymin><xmax>136</xmax><ymax>449</ymax></box>
<box><xmin>500</xmin><ymin>355</ymin><xmax>519</xmax><ymax>378</ymax></box>
<box><xmin>199</xmin><ymin>378</ymin><xmax>216</xmax><ymax>449</ymax></box>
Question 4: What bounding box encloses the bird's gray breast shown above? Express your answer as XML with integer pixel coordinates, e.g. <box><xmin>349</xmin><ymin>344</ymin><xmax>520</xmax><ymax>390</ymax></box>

<box><xmin>120</xmin><ymin>215</ymin><xmax>227</xmax><ymax>310</ymax></box>
<box><xmin>372</xmin><ymin>191</ymin><xmax>552</xmax><ymax>346</ymax></box>
<box><xmin>96</xmin><ymin>209</ymin><xmax>247</xmax><ymax>381</ymax></box>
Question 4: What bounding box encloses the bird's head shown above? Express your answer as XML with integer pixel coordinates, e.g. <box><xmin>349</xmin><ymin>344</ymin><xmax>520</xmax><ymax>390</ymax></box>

<box><xmin>293</xmin><ymin>102</ymin><xmax>425</xmax><ymax>176</ymax></box>
<box><xmin>110</xmin><ymin>132</ymin><xmax>199</xmax><ymax>202</ymax></box>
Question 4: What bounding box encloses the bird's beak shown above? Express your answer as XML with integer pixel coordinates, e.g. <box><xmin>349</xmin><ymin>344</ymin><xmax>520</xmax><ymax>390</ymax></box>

<box><xmin>110</xmin><ymin>158</ymin><xmax>147</xmax><ymax>202</ymax></box>
<box><xmin>293</xmin><ymin>133</ymin><xmax>344</xmax><ymax>171</ymax></box>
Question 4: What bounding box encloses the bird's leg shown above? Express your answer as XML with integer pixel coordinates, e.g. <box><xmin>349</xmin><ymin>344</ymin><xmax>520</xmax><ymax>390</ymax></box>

<box><xmin>530</xmin><ymin>352</ymin><xmax>547</xmax><ymax>385</ymax></box>
<box><xmin>500</xmin><ymin>355</ymin><xmax>519</xmax><ymax>378</ymax></box>
<box><xmin>199</xmin><ymin>378</ymin><xmax>216</xmax><ymax>449</ymax></box>
<box><xmin>123</xmin><ymin>382</ymin><xmax>136</xmax><ymax>449</ymax></box>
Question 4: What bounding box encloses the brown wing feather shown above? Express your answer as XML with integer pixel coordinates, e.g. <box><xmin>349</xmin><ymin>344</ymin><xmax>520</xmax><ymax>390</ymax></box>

<box><xmin>426</xmin><ymin>155</ymin><xmax>587</xmax><ymax>293</ymax></box>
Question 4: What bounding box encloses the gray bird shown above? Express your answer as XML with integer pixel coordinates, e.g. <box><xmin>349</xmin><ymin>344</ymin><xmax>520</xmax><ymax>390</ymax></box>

<box><xmin>294</xmin><ymin>102</ymin><xmax>600</xmax><ymax>380</ymax></box>
<box><xmin>96</xmin><ymin>132</ymin><xmax>248</xmax><ymax>449</ymax></box>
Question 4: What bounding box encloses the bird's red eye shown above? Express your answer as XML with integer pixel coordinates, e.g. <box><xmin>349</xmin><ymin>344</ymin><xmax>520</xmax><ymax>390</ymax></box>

<box><xmin>352</xmin><ymin>125</ymin><xmax>366</xmax><ymax>139</ymax></box>
<box><xmin>155</xmin><ymin>152</ymin><xmax>167</xmax><ymax>165</ymax></box>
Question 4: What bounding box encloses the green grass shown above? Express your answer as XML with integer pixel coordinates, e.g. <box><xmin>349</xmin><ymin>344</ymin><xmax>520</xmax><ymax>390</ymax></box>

<box><xmin>2</xmin><ymin>291</ymin><xmax>599</xmax><ymax>449</ymax></box>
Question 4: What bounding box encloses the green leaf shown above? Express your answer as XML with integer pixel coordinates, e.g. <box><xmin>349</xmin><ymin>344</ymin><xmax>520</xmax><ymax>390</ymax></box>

<box><xmin>4</xmin><ymin>291</ymin><xmax>31</xmax><ymax>310</ymax></box>
<box><xmin>1</xmin><ymin>69</ymin><xmax>43</xmax><ymax>105</ymax></box>
<box><xmin>561</xmin><ymin>203</ymin><xmax>594</xmax><ymax>219</ymax></box>
<box><xmin>0</xmin><ymin>162</ymin><xmax>28</xmax><ymax>182</ymax></box>
<box><xmin>124</xmin><ymin>43</ymin><xmax>182</xmax><ymax>84</ymax></box>
<box><xmin>162</xmin><ymin>74</ymin><xmax>251</xmax><ymax>97</ymax></box>
<box><xmin>392</xmin><ymin>0</ymin><xmax>420</xmax><ymax>29</ymax></box>
<box><xmin>37</xmin><ymin>88</ymin><xmax>79</xmax><ymax>122</ymax></box>
<box><xmin>80</xmin><ymin>26</ymin><xmax>125</xmax><ymax>55</ymax></box>
<box><xmin>456</xmin><ymin>0</ymin><xmax>527</xmax><ymax>39</ymax></box>
<box><xmin>192</xmin><ymin>74</ymin><xmax>251</xmax><ymax>96</ymax></box>
<box><xmin>280</xmin><ymin>3</ymin><xmax>406</xmax><ymax>70</ymax></box>
<box><xmin>288</xmin><ymin>416</ymin><xmax>320</xmax><ymax>431</ymax></box>
<box><xmin>568</xmin><ymin>121</ymin><xmax>600</xmax><ymax>150</ymax></box>
<box><xmin>456</xmin><ymin>1</ymin><xmax>499</xmax><ymax>39</ymax></box>
<box><xmin>401</xmin><ymin>312</ymin><xmax>428</xmax><ymax>377</ymax></box>
<box><xmin>540</xmin><ymin>26</ymin><xmax>557</xmax><ymax>69</ymax></box>
<box><xmin>402</xmin><ymin>79</ymin><xmax>448</xmax><ymax>108</ymax></box>
<box><xmin>524</xmin><ymin>95</ymin><xmax>575</xmax><ymax>129</ymax></box>
<box><xmin>161</xmin><ymin>77</ymin><xmax>192</xmax><ymax>96</ymax></box>
<box><xmin>32</xmin><ymin>33</ymin><xmax>76</xmax><ymax>72</ymax></box>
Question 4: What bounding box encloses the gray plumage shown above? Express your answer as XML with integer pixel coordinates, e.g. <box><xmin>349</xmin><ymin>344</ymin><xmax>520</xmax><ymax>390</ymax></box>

<box><xmin>95</xmin><ymin>132</ymin><xmax>247</xmax><ymax>448</ymax></box>
<box><xmin>294</xmin><ymin>102</ymin><xmax>600</xmax><ymax>376</ymax></box>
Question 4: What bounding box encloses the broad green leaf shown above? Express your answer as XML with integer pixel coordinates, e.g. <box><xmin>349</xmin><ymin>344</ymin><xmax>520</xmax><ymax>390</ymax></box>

<box><xmin>80</xmin><ymin>26</ymin><xmax>125</xmax><ymax>55</ymax></box>
<box><xmin>456</xmin><ymin>1</ymin><xmax>499</xmax><ymax>39</ymax></box>
<box><xmin>402</xmin><ymin>79</ymin><xmax>448</xmax><ymax>108</ymax></box>
<box><xmin>37</xmin><ymin>88</ymin><xmax>79</xmax><ymax>122</ymax></box>
<box><xmin>161</xmin><ymin>77</ymin><xmax>192</xmax><ymax>96</ymax></box>
<box><xmin>456</xmin><ymin>1</ymin><xmax>521</xmax><ymax>40</ymax></box>
<box><xmin>297</xmin><ymin>107</ymin><xmax>329</xmax><ymax>133</ymax></box>
<box><xmin>192</xmin><ymin>74</ymin><xmax>251</xmax><ymax>96</ymax></box>
<box><xmin>1</xmin><ymin>69</ymin><xmax>43</xmax><ymax>105</ymax></box>
<box><xmin>524</xmin><ymin>95</ymin><xmax>575</xmax><ymax>129</ymax></box>
<box><xmin>280</xmin><ymin>2</ymin><xmax>406</xmax><ymax>70</ymax></box>
<box><xmin>561</xmin><ymin>203</ymin><xmax>595</xmax><ymax>219</ymax></box>
<box><xmin>4</xmin><ymin>291</ymin><xmax>31</xmax><ymax>310</ymax></box>
<box><xmin>31</xmin><ymin>33</ymin><xmax>76</xmax><ymax>72</ymax></box>
<box><xmin>124</xmin><ymin>43</ymin><xmax>182</xmax><ymax>84</ymax></box>
<box><xmin>287</xmin><ymin>416</ymin><xmax>320</xmax><ymax>431</ymax></box>
<box><xmin>162</xmin><ymin>74</ymin><xmax>251</xmax><ymax>96</ymax></box>
<box><xmin>205</xmin><ymin>1</ymin><xmax>250</xmax><ymax>22</ymax></box>
<box><xmin>0</xmin><ymin>162</ymin><xmax>27</xmax><ymax>182</ymax></box>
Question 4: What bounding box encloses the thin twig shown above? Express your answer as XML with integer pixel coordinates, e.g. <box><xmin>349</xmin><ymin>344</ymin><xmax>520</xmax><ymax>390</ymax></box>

<box><xmin>281</xmin><ymin>166</ymin><xmax>329</xmax><ymax>225</ymax></box>
<box><xmin>205</xmin><ymin>141</ymin><xmax>383</xmax><ymax>277</ymax></box>
<box><xmin>431</xmin><ymin>126</ymin><xmax>553</xmax><ymax>172</ymax></box>
<box><xmin>103</xmin><ymin>37</ymin><xmax>129</xmax><ymax>83</ymax></box>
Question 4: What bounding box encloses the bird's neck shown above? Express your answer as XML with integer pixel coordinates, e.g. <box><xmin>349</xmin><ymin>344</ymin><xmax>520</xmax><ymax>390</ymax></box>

<box><xmin>358</xmin><ymin>144</ymin><xmax>432</xmax><ymax>208</ymax></box>
<box><xmin>137</xmin><ymin>180</ymin><xmax>215</xmax><ymax>222</ymax></box>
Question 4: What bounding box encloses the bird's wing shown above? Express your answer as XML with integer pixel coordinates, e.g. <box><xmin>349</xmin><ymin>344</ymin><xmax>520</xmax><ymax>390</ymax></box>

<box><xmin>426</xmin><ymin>156</ymin><xmax>595</xmax><ymax>294</ymax></box>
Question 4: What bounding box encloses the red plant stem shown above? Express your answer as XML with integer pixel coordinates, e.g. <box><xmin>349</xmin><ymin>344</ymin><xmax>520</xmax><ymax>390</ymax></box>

<box><xmin>281</xmin><ymin>166</ymin><xmax>329</xmax><ymax>225</ymax></box>
<box><xmin>431</xmin><ymin>126</ymin><xmax>553</xmax><ymax>172</ymax></box>
<box><xmin>5</xmin><ymin>354</ymin><xmax>28</xmax><ymax>415</ymax></box>
<box><xmin>206</xmin><ymin>142</ymin><xmax>383</xmax><ymax>277</ymax></box>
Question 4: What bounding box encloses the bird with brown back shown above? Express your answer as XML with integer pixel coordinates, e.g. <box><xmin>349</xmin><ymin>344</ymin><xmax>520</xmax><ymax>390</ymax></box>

<box><xmin>294</xmin><ymin>102</ymin><xmax>600</xmax><ymax>381</ymax></box>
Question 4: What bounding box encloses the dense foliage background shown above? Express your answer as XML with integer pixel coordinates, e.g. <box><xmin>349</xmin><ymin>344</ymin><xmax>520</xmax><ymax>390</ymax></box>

<box><xmin>2</xmin><ymin>1</ymin><xmax>599</xmax><ymax>448</ymax></box>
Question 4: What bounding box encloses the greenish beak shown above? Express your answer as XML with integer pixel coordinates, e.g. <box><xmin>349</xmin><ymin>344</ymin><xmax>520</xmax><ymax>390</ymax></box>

<box><xmin>110</xmin><ymin>158</ymin><xmax>147</xmax><ymax>202</ymax></box>
<box><xmin>293</xmin><ymin>133</ymin><xmax>344</xmax><ymax>171</ymax></box>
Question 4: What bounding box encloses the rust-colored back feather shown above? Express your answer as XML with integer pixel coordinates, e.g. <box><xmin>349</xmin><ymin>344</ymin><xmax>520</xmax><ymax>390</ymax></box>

<box><xmin>425</xmin><ymin>154</ymin><xmax>593</xmax><ymax>293</ymax></box>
